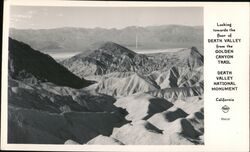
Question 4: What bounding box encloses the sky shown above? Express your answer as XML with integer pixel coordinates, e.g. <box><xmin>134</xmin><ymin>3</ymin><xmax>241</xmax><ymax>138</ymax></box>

<box><xmin>9</xmin><ymin>6</ymin><xmax>203</xmax><ymax>29</ymax></box>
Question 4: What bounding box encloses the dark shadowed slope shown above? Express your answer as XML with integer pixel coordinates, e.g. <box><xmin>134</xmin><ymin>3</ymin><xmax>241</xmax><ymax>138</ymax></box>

<box><xmin>8</xmin><ymin>38</ymin><xmax>93</xmax><ymax>89</ymax></box>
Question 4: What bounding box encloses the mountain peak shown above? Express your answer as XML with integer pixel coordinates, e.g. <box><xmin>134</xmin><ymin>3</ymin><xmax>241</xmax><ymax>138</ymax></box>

<box><xmin>100</xmin><ymin>41</ymin><xmax>119</xmax><ymax>47</ymax></box>
<box><xmin>99</xmin><ymin>41</ymin><xmax>128</xmax><ymax>51</ymax></box>
<box><xmin>176</xmin><ymin>47</ymin><xmax>202</xmax><ymax>57</ymax></box>
<box><xmin>190</xmin><ymin>46</ymin><xmax>201</xmax><ymax>55</ymax></box>
<box><xmin>98</xmin><ymin>41</ymin><xmax>136</xmax><ymax>58</ymax></box>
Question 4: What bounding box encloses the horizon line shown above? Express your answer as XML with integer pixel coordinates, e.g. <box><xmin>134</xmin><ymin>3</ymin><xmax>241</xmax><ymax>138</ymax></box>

<box><xmin>9</xmin><ymin>24</ymin><xmax>204</xmax><ymax>30</ymax></box>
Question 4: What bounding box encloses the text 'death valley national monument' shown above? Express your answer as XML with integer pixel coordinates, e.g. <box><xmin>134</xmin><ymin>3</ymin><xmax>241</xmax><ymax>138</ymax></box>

<box><xmin>8</xmin><ymin>6</ymin><xmax>204</xmax><ymax>145</ymax></box>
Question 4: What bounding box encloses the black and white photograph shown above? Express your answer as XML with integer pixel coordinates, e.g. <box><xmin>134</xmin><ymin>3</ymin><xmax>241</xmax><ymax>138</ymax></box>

<box><xmin>7</xmin><ymin>6</ymin><xmax>204</xmax><ymax>145</ymax></box>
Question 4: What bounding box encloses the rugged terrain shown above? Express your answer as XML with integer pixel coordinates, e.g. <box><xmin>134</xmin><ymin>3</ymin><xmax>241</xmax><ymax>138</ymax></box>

<box><xmin>61</xmin><ymin>42</ymin><xmax>204</xmax><ymax>98</ymax></box>
<box><xmin>8</xmin><ymin>37</ymin><xmax>204</xmax><ymax>145</ymax></box>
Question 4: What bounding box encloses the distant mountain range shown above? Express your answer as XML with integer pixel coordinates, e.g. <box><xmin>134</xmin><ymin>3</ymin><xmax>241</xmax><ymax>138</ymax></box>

<box><xmin>9</xmin><ymin>25</ymin><xmax>203</xmax><ymax>54</ymax></box>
